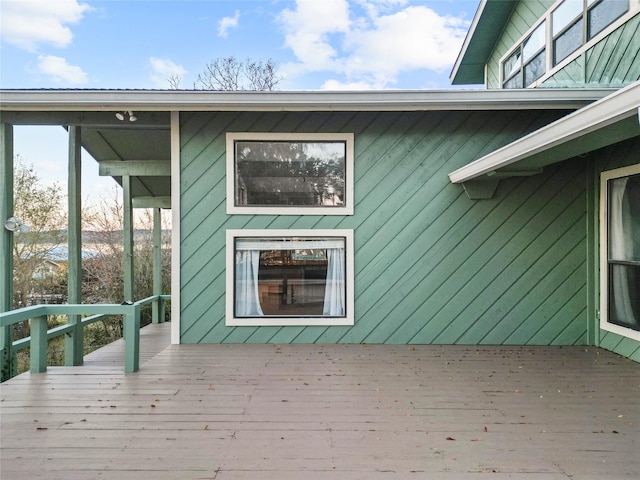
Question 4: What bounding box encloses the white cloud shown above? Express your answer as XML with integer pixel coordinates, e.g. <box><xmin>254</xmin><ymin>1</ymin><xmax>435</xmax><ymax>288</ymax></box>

<box><xmin>279</xmin><ymin>0</ymin><xmax>351</xmax><ymax>70</ymax></box>
<box><xmin>36</xmin><ymin>55</ymin><xmax>88</xmax><ymax>84</ymax></box>
<box><xmin>352</xmin><ymin>0</ymin><xmax>408</xmax><ymax>21</ymax></box>
<box><xmin>0</xmin><ymin>0</ymin><xmax>91</xmax><ymax>52</ymax></box>
<box><xmin>149</xmin><ymin>57</ymin><xmax>187</xmax><ymax>88</ymax></box>
<box><xmin>321</xmin><ymin>78</ymin><xmax>384</xmax><ymax>91</ymax></box>
<box><xmin>278</xmin><ymin>1</ymin><xmax>469</xmax><ymax>89</ymax></box>
<box><xmin>218</xmin><ymin>10</ymin><xmax>240</xmax><ymax>38</ymax></box>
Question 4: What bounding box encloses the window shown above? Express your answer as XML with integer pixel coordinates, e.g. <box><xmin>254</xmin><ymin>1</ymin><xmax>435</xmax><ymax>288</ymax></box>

<box><xmin>553</xmin><ymin>14</ymin><xmax>583</xmax><ymax>64</ymax></box>
<box><xmin>503</xmin><ymin>23</ymin><xmax>546</xmax><ymax>88</ymax></box>
<box><xmin>600</xmin><ymin>164</ymin><xmax>640</xmax><ymax>341</ymax></box>
<box><xmin>226</xmin><ymin>229</ymin><xmax>354</xmax><ymax>326</ymax></box>
<box><xmin>226</xmin><ymin>133</ymin><xmax>354</xmax><ymax>215</ymax></box>
<box><xmin>501</xmin><ymin>0</ymin><xmax>631</xmax><ymax>88</ymax></box>
<box><xmin>588</xmin><ymin>0</ymin><xmax>629</xmax><ymax>37</ymax></box>
<box><xmin>551</xmin><ymin>0</ymin><xmax>629</xmax><ymax>65</ymax></box>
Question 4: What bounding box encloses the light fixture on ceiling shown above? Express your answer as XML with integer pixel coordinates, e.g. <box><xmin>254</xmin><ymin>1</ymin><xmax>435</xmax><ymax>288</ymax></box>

<box><xmin>4</xmin><ymin>217</ymin><xmax>30</xmax><ymax>234</ymax></box>
<box><xmin>115</xmin><ymin>111</ymin><xmax>137</xmax><ymax>122</ymax></box>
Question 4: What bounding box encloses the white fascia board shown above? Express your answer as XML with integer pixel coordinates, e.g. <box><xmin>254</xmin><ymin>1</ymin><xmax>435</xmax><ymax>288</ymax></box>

<box><xmin>449</xmin><ymin>81</ymin><xmax>640</xmax><ymax>184</ymax></box>
<box><xmin>0</xmin><ymin>88</ymin><xmax>614</xmax><ymax>112</ymax></box>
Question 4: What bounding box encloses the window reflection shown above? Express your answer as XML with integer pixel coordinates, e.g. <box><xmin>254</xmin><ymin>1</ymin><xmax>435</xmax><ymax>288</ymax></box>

<box><xmin>235</xmin><ymin>141</ymin><xmax>346</xmax><ymax>207</ymax></box>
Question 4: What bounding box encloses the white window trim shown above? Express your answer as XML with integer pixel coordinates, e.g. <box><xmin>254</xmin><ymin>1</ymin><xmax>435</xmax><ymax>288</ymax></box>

<box><xmin>226</xmin><ymin>132</ymin><xmax>354</xmax><ymax>215</ymax></box>
<box><xmin>599</xmin><ymin>163</ymin><xmax>640</xmax><ymax>342</ymax></box>
<box><xmin>499</xmin><ymin>0</ymin><xmax>640</xmax><ymax>89</ymax></box>
<box><xmin>226</xmin><ymin>229</ymin><xmax>355</xmax><ymax>326</ymax></box>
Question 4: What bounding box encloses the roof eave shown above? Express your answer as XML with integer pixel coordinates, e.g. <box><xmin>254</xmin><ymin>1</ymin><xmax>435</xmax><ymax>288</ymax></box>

<box><xmin>0</xmin><ymin>88</ymin><xmax>616</xmax><ymax>113</ymax></box>
<box><xmin>448</xmin><ymin>81</ymin><xmax>640</xmax><ymax>184</ymax></box>
<box><xmin>450</xmin><ymin>0</ymin><xmax>517</xmax><ymax>85</ymax></box>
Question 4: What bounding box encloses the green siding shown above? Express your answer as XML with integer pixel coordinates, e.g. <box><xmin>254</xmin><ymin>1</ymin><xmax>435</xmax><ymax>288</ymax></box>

<box><xmin>541</xmin><ymin>13</ymin><xmax>640</xmax><ymax>87</ymax></box>
<box><xmin>179</xmin><ymin>109</ymin><xmax>593</xmax><ymax>346</ymax></box>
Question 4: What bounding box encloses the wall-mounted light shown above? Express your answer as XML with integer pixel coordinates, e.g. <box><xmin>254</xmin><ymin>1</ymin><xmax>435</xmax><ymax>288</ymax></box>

<box><xmin>115</xmin><ymin>111</ymin><xmax>137</xmax><ymax>122</ymax></box>
<box><xmin>4</xmin><ymin>217</ymin><xmax>30</xmax><ymax>234</ymax></box>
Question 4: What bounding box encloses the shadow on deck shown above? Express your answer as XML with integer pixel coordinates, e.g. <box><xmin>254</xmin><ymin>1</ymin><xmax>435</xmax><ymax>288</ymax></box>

<box><xmin>1</xmin><ymin>335</ymin><xmax>639</xmax><ymax>479</ymax></box>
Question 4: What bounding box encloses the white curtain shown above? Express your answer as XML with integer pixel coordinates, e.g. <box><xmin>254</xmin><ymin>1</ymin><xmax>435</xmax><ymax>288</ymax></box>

<box><xmin>323</xmin><ymin>247</ymin><xmax>345</xmax><ymax>316</ymax></box>
<box><xmin>609</xmin><ymin>178</ymin><xmax>635</xmax><ymax>324</ymax></box>
<box><xmin>235</xmin><ymin>250</ymin><xmax>263</xmax><ymax>316</ymax></box>
<box><xmin>235</xmin><ymin>237</ymin><xmax>346</xmax><ymax>318</ymax></box>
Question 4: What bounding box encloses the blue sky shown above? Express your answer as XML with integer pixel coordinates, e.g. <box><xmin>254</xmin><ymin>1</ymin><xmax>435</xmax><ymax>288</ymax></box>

<box><xmin>1</xmin><ymin>0</ymin><xmax>481</xmax><ymax>205</ymax></box>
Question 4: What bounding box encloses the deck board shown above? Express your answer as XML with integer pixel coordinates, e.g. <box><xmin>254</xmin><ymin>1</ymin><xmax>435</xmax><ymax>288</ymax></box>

<box><xmin>1</xmin><ymin>333</ymin><xmax>639</xmax><ymax>479</ymax></box>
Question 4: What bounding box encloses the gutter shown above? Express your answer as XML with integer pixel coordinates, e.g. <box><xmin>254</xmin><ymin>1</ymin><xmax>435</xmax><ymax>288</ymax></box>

<box><xmin>0</xmin><ymin>88</ymin><xmax>615</xmax><ymax>112</ymax></box>
<box><xmin>448</xmin><ymin>81</ymin><xmax>640</xmax><ymax>184</ymax></box>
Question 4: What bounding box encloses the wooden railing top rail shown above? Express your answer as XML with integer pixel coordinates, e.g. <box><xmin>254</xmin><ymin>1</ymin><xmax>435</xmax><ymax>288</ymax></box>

<box><xmin>0</xmin><ymin>295</ymin><xmax>170</xmax><ymax>381</ymax></box>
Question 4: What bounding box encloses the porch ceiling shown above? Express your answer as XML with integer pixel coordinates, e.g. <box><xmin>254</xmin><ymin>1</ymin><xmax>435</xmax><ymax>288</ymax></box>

<box><xmin>1</xmin><ymin>110</ymin><xmax>172</xmax><ymax>204</ymax></box>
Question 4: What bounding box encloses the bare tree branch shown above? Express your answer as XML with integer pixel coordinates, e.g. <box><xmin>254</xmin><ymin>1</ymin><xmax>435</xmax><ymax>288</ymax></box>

<box><xmin>168</xmin><ymin>74</ymin><xmax>182</xmax><ymax>90</ymax></box>
<box><xmin>195</xmin><ymin>56</ymin><xmax>281</xmax><ymax>91</ymax></box>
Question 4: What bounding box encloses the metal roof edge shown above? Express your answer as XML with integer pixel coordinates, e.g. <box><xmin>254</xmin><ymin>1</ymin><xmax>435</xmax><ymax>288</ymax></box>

<box><xmin>448</xmin><ymin>81</ymin><xmax>640</xmax><ymax>183</ymax></box>
<box><xmin>0</xmin><ymin>88</ymin><xmax>616</xmax><ymax>112</ymax></box>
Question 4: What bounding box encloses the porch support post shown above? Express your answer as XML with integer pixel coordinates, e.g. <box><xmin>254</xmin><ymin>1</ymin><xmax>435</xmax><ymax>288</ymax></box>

<box><xmin>65</xmin><ymin>126</ymin><xmax>84</xmax><ymax>366</ymax></box>
<box><xmin>152</xmin><ymin>207</ymin><xmax>164</xmax><ymax>323</ymax></box>
<box><xmin>0</xmin><ymin>123</ymin><xmax>14</xmax><ymax>381</ymax></box>
<box><xmin>123</xmin><ymin>175</ymin><xmax>134</xmax><ymax>302</ymax></box>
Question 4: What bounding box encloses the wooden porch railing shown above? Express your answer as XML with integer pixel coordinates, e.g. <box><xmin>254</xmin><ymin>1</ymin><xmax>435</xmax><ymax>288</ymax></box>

<box><xmin>0</xmin><ymin>295</ymin><xmax>170</xmax><ymax>381</ymax></box>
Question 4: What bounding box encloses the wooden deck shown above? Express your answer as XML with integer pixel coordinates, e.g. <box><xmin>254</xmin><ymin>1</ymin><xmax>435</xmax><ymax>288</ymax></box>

<box><xmin>1</xmin><ymin>326</ymin><xmax>639</xmax><ymax>479</ymax></box>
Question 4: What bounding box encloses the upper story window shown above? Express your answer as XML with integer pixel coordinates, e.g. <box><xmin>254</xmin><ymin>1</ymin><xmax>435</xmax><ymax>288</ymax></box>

<box><xmin>226</xmin><ymin>132</ymin><xmax>354</xmax><ymax>215</ymax></box>
<box><xmin>553</xmin><ymin>0</ymin><xmax>628</xmax><ymax>65</ymax></box>
<box><xmin>503</xmin><ymin>22</ymin><xmax>546</xmax><ymax>88</ymax></box>
<box><xmin>502</xmin><ymin>0</ymin><xmax>630</xmax><ymax>89</ymax></box>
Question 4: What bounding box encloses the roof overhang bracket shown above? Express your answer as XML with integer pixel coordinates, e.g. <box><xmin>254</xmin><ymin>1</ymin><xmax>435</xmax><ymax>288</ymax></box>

<box><xmin>461</xmin><ymin>168</ymin><xmax>544</xmax><ymax>199</ymax></box>
<box><xmin>485</xmin><ymin>168</ymin><xmax>543</xmax><ymax>179</ymax></box>
<box><xmin>461</xmin><ymin>179</ymin><xmax>499</xmax><ymax>200</ymax></box>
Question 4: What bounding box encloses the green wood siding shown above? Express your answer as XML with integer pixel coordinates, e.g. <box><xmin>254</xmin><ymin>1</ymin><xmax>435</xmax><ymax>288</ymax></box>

<box><xmin>541</xmin><ymin>13</ymin><xmax>640</xmax><ymax>87</ymax></box>
<box><xmin>486</xmin><ymin>1</ymin><xmax>552</xmax><ymax>89</ymax></box>
<box><xmin>179</xmin><ymin>109</ymin><xmax>596</xmax><ymax>346</ymax></box>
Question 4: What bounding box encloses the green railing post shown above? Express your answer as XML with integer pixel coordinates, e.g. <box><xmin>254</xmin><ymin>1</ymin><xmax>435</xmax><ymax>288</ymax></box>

<box><xmin>159</xmin><ymin>296</ymin><xmax>166</xmax><ymax>324</ymax></box>
<box><xmin>124</xmin><ymin>304</ymin><xmax>140</xmax><ymax>373</ymax></box>
<box><xmin>30</xmin><ymin>315</ymin><xmax>48</xmax><ymax>373</ymax></box>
